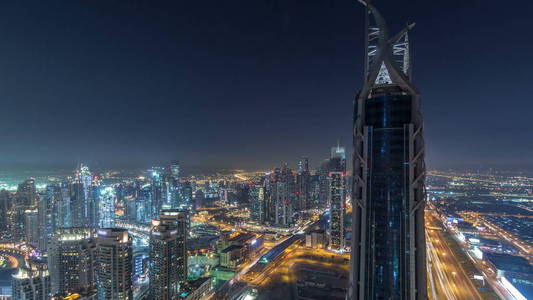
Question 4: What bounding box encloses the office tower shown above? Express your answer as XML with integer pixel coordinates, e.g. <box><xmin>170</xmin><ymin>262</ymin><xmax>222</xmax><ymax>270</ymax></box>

<box><xmin>330</xmin><ymin>144</ymin><xmax>346</xmax><ymax>172</ymax></box>
<box><xmin>69</xmin><ymin>180</ymin><xmax>87</xmax><ymax>227</ymax></box>
<box><xmin>87</xmin><ymin>176</ymin><xmax>101</xmax><ymax>227</ymax></box>
<box><xmin>170</xmin><ymin>160</ymin><xmax>181</xmax><ymax>179</ymax></box>
<box><xmin>317</xmin><ymin>160</ymin><xmax>331</xmax><ymax>208</ymax></box>
<box><xmin>274</xmin><ymin>165</ymin><xmax>294</xmax><ymax>227</ymax></box>
<box><xmin>150</xmin><ymin>169</ymin><xmax>164</xmax><ymax>218</ymax></box>
<box><xmin>250</xmin><ymin>183</ymin><xmax>266</xmax><ymax>223</ymax></box>
<box><xmin>15</xmin><ymin>179</ymin><xmax>37</xmax><ymax>207</ymax></box>
<box><xmin>96</xmin><ymin>228</ymin><xmax>133</xmax><ymax>300</ymax></box>
<box><xmin>182</xmin><ymin>181</ymin><xmax>193</xmax><ymax>207</ymax></box>
<box><xmin>0</xmin><ymin>189</ymin><xmax>13</xmax><ymax>238</ymax></box>
<box><xmin>194</xmin><ymin>190</ymin><xmax>206</xmax><ymax>208</ymax></box>
<box><xmin>38</xmin><ymin>187</ymin><xmax>59</xmax><ymax>252</ymax></box>
<box><xmin>349</xmin><ymin>2</ymin><xmax>427</xmax><ymax>299</ymax></box>
<box><xmin>136</xmin><ymin>185</ymin><xmax>152</xmax><ymax>223</ymax></box>
<box><xmin>24</xmin><ymin>207</ymin><xmax>39</xmax><ymax>247</ymax></box>
<box><xmin>11</xmin><ymin>258</ymin><xmax>50</xmax><ymax>300</ymax></box>
<box><xmin>296</xmin><ymin>157</ymin><xmax>311</xmax><ymax>211</ymax></box>
<box><xmin>159</xmin><ymin>209</ymin><xmax>188</xmax><ymax>286</ymax></box>
<box><xmin>149</xmin><ymin>218</ymin><xmax>181</xmax><ymax>299</ymax></box>
<box><xmin>8</xmin><ymin>206</ymin><xmax>26</xmax><ymax>242</ymax></box>
<box><xmin>59</xmin><ymin>183</ymin><xmax>72</xmax><ymax>228</ymax></box>
<box><xmin>328</xmin><ymin>172</ymin><xmax>345</xmax><ymax>250</ymax></box>
<box><xmin>99</xmin><ymin>186</ymin><xmax>115</xmax><ymax>228</ymax></box>
<box><xmin>48</xmin><ymin>228</ymin><xmax>97</xmax><ymax>296</ymax></box>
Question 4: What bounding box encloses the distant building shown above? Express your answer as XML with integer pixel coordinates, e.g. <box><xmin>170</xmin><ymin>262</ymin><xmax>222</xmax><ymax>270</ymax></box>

<box><xmin>95</xmin><ymin>228</ymin><xmax>133</xmax><ymax>300</ymax></box>
<box><xmin>328</xmin><ymin>172</ymin><xmax>345</xmax><ymax>250</ymax></box>
<box><xmin>11</xmin><ymin>258</ymin><xmax>50</xmax><ymax>300</ymax></box>
<box><xmin>23</xmin><ymin>207</ymin><xmax>39</xmax><ymax>247</ymax></box>
<box><xmin>216</xmin><ymin>232</ymin><xmax>263</xmax><ymax>270</ymax></box>
<box><xmin>16</xmin><ymin>179</ymin><xmax>37</xmax><ymax>207</ymax></box>
<box><xmin>296</xmin><ymin>157</ymin><xmax>311</xmax><ymax>211</ymax></box>
<box><xmin>69</xmin><ymin>181</ymin><xmax>87</xmax><ymax>227</ymax></box>
<box><xmin>483</xmin><ymin>252</ymin><xmax>533</xmax><ymax>279</ymax></box>
<box><xmin>273</xmin><ymin>165</ymin><xmax>294</xmax><ymax>227</ymax></box>
<box><xmin>38</xmin><ymin>186</ymin><xmax>60</xmax><ymax>252</ymax></box>
<box><xmin>249</xmin><ymin>184</ymin><xmax>266</xmax><ymax>223</ymax></box>
<box><xmin>219</xmin><ymin>245</ymin><xmax>245</xmax><ymax>269</ymax></box>
<box><xmin>306</xmin><ymin>230</ymin><xmax>326</xmax><ymax>249</ymax></box>
<box><xmin>183</xmin><ymin>277</ymin><xmax>213</xmax><ymax>300</ymax></box>
<box><xmin>0</xmin><ymin>189</ymin><xmax>13</xmax><ymax>239</ymax></box>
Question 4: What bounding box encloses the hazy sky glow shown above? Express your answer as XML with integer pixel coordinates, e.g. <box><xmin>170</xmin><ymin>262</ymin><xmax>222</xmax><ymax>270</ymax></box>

<box><xmin>0</xmin><ymin>0</ymin><xmax>532</xmax><ymax>171</ymax></box>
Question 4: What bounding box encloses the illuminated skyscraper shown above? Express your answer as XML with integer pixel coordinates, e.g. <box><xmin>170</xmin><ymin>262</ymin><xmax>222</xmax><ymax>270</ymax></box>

<box><xmin>24</xmin><ymin>207</ymin><xmax>39</xmax><ymax>247</ymax></box>
<box><xmin>274</xmin><ymin>165</ymin><xmax>294</xmax><ymax>227</ymax></box>
<box><xmin>69</xmin><ymin>180</ymin><xmax>87</xmax><ymax>227</ymax></box>
<box><xmin>96</xmin><ymin>228</ymin><xmax>133</xmax><ymax>300</ymax></box>
<box><xmin>48</xmin><ymin>228</ymin><xmax>97</xmax><ymax>297</ymax></box>
<box><xmin>328</xmin><ymin>172</ymin><xmax>345</xmax><ymax>250</ymax></box>
<box><xmin>15</xmin><ymin>179</ymin><xmax>37</xmax><ymax>207</ymax></box>
<box><xmin>149</xmin><ymin>218</ymin><xmax>181</xmax><ymax>299</ymax></box>
<box><xmin>296</xmin><ymin>157</ymin><xmax>311</xmax><ymax>211</ymax></box>
<box><xmin>38</xmin><ymin>185</ymin><xmax>63</xmax><ymax>252</ymax></box>
<box><xmin>330</xmin><ymin>145</ymin><xmax>346</xmax><ymax>172</ymax></box>
<box><xmin>159</xmin><ymin>209</ymin><xmax>188</xmax><ymax>286</ymax></box>
<box><xmin>0</xmin><ymin>189</ymin><xmax>12</xmax><ymax>238</ymax></box>
<box><xmin>250</xmin><ymin>183</ymin><xmax>266</xmax><ymax>223</ymax></box>
<box><xmin>349</xmin><ymin>1</ymin><xmax>427</xmax><ymax>300</ymax></box>
<box><xmin>170</xmin><ymin>160</ymin><xmax>181</xmax><ymax>179</ymax></box>
<box><xmin>11</xmin><ymin>258</ymin><xmax>50</xmax><ymax>300</ymax></box>
<box><xmin>150</xmin><ymin>168</ymin><xmax>164</xmax><ymax>218</ymax></box>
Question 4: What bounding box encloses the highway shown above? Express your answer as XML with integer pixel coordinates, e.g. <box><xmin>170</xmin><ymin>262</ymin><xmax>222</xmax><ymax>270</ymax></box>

<box><xmin>426</xmin><ymin>213</ymin><xmax>484</xmax><ymax>300</ymax></box>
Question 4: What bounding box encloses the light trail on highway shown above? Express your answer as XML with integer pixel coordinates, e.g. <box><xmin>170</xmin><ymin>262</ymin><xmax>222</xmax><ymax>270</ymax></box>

<box><xmin>426</xmin><ymin>213</ymin><xmax>484</xmax><ymax>300</ymax></box>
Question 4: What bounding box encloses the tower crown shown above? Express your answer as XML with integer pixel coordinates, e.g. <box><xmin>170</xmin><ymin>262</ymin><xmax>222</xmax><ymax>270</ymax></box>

<box><xmin>358</xmin><ymin>0</ymin><xmax>416</xmax><ymax>94</ymax></box>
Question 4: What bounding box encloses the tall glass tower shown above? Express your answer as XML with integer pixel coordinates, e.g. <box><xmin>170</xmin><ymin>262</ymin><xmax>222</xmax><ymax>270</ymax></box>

<box><xmin>349</xmin><ymin>1</ymin><xmax>427</xmax><ymax>300</ymax></box>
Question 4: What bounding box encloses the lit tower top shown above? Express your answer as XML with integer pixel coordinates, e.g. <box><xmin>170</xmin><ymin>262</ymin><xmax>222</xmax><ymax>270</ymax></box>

<box><xmin>359</xmin><ymin>0</ymin><xmax>415</xmax><ymax>89</ymax></box>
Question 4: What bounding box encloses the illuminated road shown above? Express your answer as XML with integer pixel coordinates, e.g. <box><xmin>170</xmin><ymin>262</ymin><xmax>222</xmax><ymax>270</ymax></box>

<box><xmin>426</xmin><ymin>213</ymin><xmax>484</xmax><ymax>300</ymax></box>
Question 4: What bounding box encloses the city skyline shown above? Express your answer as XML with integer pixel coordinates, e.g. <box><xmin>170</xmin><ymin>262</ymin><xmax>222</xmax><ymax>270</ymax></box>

<box><xmin>0</xmin><ymin>0</ymin><xmax>532</xmax><ymax>170</ymax></box>
<box><xmin>1</xmin><ymin>1</ymin><xmax>532</xmax><ymax>300</ymax></box>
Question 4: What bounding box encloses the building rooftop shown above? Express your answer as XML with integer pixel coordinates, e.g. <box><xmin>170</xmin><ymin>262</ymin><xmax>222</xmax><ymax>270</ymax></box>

<box><xmin>484</xmin><ymin>252</ymin><xmax>533</xmax><ymax>274</ymax></box>
<box><xmin>221</xmin><ymin>245</ymin><xmax>243</xmax><ymax>253</ymax></box>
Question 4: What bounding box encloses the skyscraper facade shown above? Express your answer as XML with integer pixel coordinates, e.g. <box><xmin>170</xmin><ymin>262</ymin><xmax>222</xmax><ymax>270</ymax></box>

<box><xmin>159</xmin><ymin>209</ymin><xmax>189</xmax><ymax>286</ymax></box>
<box><xmin>48</xmin><ymin>228</ymin><xmax>97</xmax><ymax>297</ymax></box>
<box><xmin>96</xmin><ymin>228</ymin><xmax>133</xmax><ymax>300</ymax></box>
<box><xmin>296</xmin><ymin>157</ymin><xmax>311</xmax><ymax>211</ymax></box>
<box><xmin>249</xmin><ymin>183</ymin><xmax>266</xmax><ymax>223</ymax></box>
<box><xmin>349</xmin><ymin>2</ymin><xmax>427</xmax><ymax>300</ymax></box>
<box><xmin>11</xmin><ymin>258</ymin><xmax>50</xmax><ymax>300</ymax></box>
<box><xmin>328</xmin><ymin>172</ymin><xmax>345</xmax><ymax>250</ymax></box>
<box><xmin>149</xmin><ymin>218</ymin><xmax>181</xmax><ymax>299</ymax></box>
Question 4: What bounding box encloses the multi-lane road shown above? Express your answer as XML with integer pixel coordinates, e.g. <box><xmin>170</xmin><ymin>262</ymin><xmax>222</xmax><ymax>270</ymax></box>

<box><xmin>426</xmin><ymin>213</ymin><xmax>484</xmax><ymax>300</ymax></box>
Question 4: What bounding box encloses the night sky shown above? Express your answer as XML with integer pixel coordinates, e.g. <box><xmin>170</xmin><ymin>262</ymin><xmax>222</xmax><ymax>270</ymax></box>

<box><xmin>0</xmin><ymin>0</ymin><xmax>532</xmax><ymax>171</ymax></box>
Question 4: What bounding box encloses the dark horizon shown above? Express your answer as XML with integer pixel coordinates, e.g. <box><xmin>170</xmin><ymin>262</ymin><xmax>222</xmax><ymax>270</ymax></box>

<box><xmin>1</xmin><ymin>0</ymin><xmax>532</xmax><ymax>171</ymax></box>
